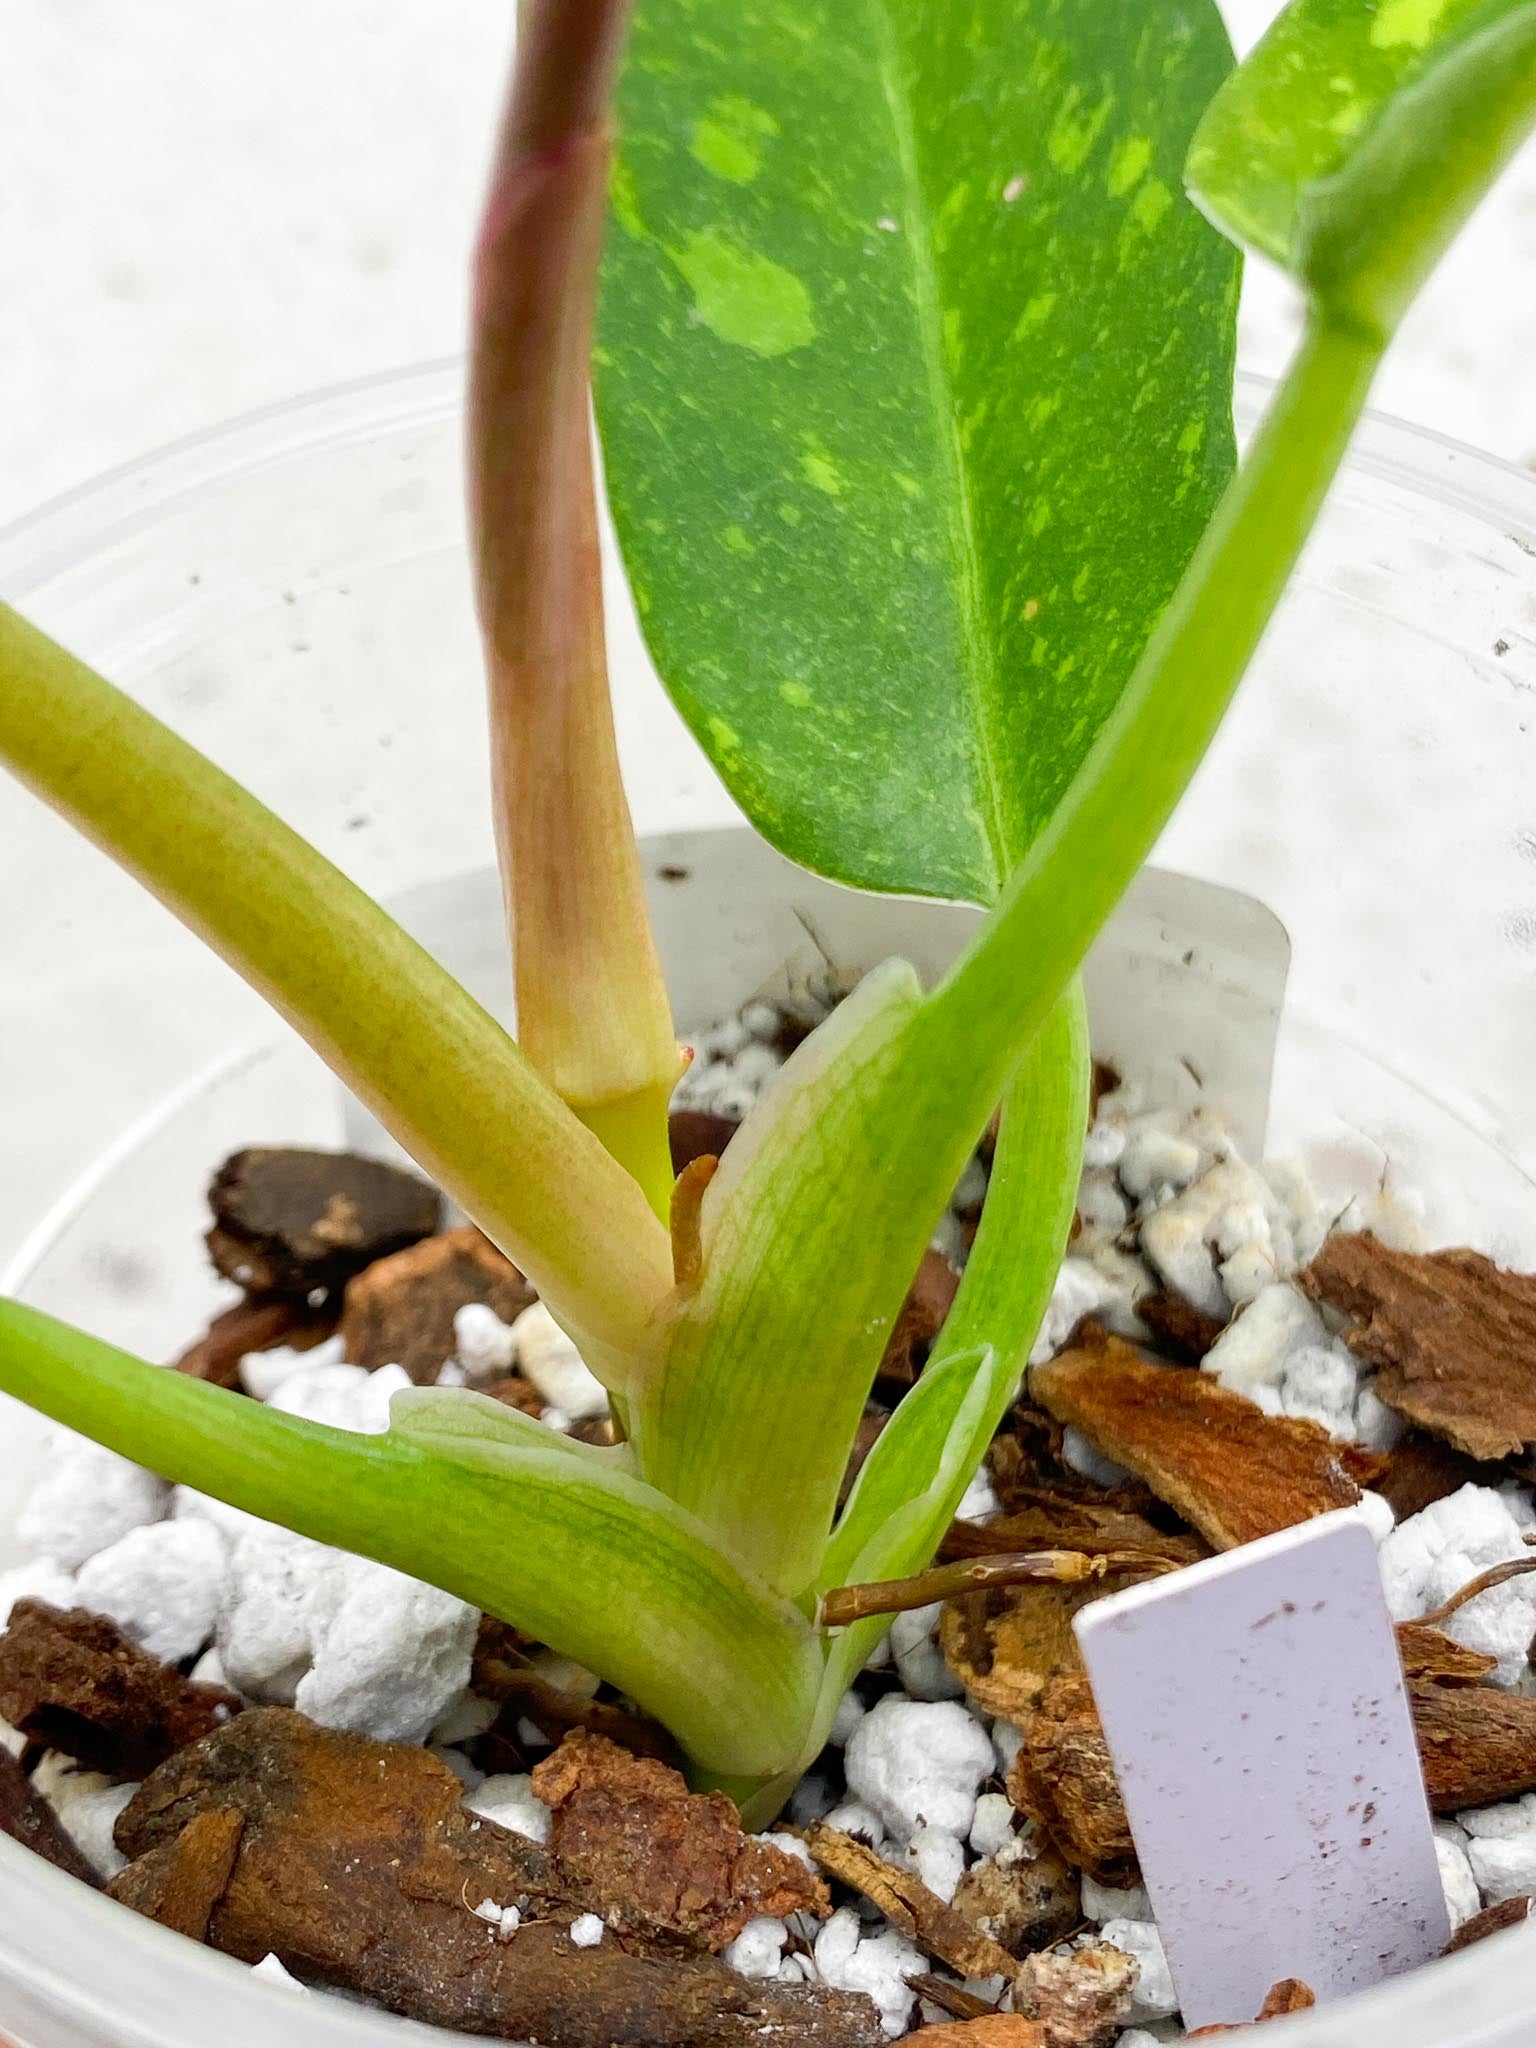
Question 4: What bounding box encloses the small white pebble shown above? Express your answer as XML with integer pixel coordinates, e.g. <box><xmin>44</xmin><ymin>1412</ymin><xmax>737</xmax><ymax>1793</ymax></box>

<box><xmin>19</xmin><ymin>1435</ymin><xmax>168</xmax><ymax>1569</ymax></box>
<box><xmin>741</xmin><ymin>1001</ymin><xmax>782</xmax><ymax>1042</ymax></box>
<box><xmin>216</xmin><ymin>1525</ymin><xmax>331</xmax><ymax>1702</ymax></box>
<box><xmin>75</xmin><ymin>1518</ymin><xmax>228</xmax><ymax>1663</ymax></box>
<box><xmin>239</xmin><ymin>1337</ymin><xmax>344</xmax><ymax>1403</ymax></box>
<box><xmin>892</xmin><ymin>1603</ymin><xmax>964</xmax><ymax>1702</ymax></box>
<box><xmin>828</xmin><ymin>1690</ymin><xmax>867</xmax><ymax>1747</ymax></box>
<box><xmin>1356</xmin><ymin>1491</ymin><xmax>1396</xmax><ymax>1546</ymax></box>
<box><xmin>1082</xmin><ymin>1120</ymin><xmax>1127</xmax><ymax>1170</ymax></box>
<box><xmin>969</xmin><ymin>1792</ymin><xmax>1016</xmax><ymax>1859</ymax></box>
<box><xmin>813</xmin><ymin>1908</ymin><xmax>923</xmax><ymax>2038</ymax></box>
<box><xmin>1435</xmin><ymin>1828</ymin><xmax>1481</xmax><ymax>1931</ymax></box>
<box><xmin>0</xmin><ymin>1558</ymin><xmax>76</xmax><ymax>1630</ymax></box>
<box><xmin>904</xmin><ymin>1825</ymin><xmax>965</xmax><ymax>1903</ymax></box>
<box><xmin>1101</xmin><ymin>1919</ymin><xmax>1177</xmax><ymax>2022</ymax></box>
<box><xmin>1119</xmin><ymin>1130</ymin><xmax>1201</xmax><ymax>1203</ymax></box>
<box><xmin>433</xmin><ymin>1691</ymin><xmax>501</xmax><ymax>1746</ymax></box>
<box><xmin>570</xmin><ymin>1912</ymin><xmax>606</xmax><ymax>1948</ymax></box>
<box><xmin>453</xmin><ymin>1303</ymin><xmax>518</xmax><ymax>1382</ymax></box>
<box><xmin>1061</xmin><ymin>1426</ymin><xmax>1132</xmax><ymax>1489</ymax></box>
<box><xmin>51</xmin><ymin>1777</ymin><xmax>137</xmax><ymax>1879</ymax></box>
<box><xmin>723</xmin><ymin>1915</ymin><xmax>789</xmax><ymax>1978</ymax></box>
<box><xmin>1461</xmin><ymin>1793</ymin><xmax>1536</xmax><ymax>1902</ymax></box>
<box><xmin>991</xmin><ymin>1718</ymin><xmax>1024</xmax><ymax>1776</ymax></box>
<box><xmin>845</xmin><ymin>1696</ymin><xmax>995</xmax><ymax>1839</ymax></box>
<box><xmin>465</xmin><ymin>1772</ymin><xmax>551</xmax><ymax>1844</ymax></box>
<box><xmin>1029</xmin><ymin>1259</ymin><xmax>1109</xmax><ymax>1366</ymax></box>
<box><xmin>760</xmin><ymin>1829</ymin><xmax>815</xmax><ymax>1869</ymax></box>
<box><xmin>1081</xmin><ymin>1876</ymin><xmax>1153</xmax><ymax>1922</ymax></box>
<box><xmin>1218</xmin><ymin>1240</ymin><xmax>1279</xmax><ymax>1306</ymax></box>
<box><xmin>268</xmin><ymin>1361</ymin><xmax>411</xmax><ymax>1434</ymax></box>
<box><xmin>957</xmin><ymin>1468</ymin><xmax>1001</xmax><ymax>1523</ymax></box>
<box><xmin>251</xmin><ymin>1953</ymin><xmax>309</xmax><ymax>1993</ymax></box>
<box><xmin>822</xmin><ymin>1800</ymin><xmax>888</xmax><ymax>1850</ymax></box>
<box><xmin>1201</xmin><ymin>1283</ymin><xmax>1327</xmax><ymax>1396</ymax></box>
<box><xmin>1379</xmin><ymin>1485</ymin><xmax>1536</xmax><ymax>1686</ymax></box>
<box><xmin>296</xmin><ymin>1555</ymin><xmax>478</xmax><ymax>1743</ymax></box>
<box><xmin>510</xmin><ymin>1303</ymin><xmax>609</xmax><ymax>1421</ymax></box>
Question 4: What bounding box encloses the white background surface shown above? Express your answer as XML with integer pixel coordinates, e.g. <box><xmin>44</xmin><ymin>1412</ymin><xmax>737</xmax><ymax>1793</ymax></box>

<box><xmin>1</xmin><ymin>0</ymin><xmax>1535</xmax><ymax>531</ymax></box>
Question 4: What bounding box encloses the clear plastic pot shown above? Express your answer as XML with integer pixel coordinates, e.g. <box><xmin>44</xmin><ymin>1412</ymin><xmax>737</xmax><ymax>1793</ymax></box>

<box><xmin>1</xmin><ymin>364</ymin><xmax>1535</xmax><ymax>2045</ymax></box>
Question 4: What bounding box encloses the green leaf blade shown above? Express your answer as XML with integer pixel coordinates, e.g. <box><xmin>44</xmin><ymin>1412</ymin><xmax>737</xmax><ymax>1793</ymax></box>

<box><xmin>1188</xmin><ymin>0</ymin><xmax>1536</xmax><ymax>336</ymax></box>
<box><xmin>599</xmin><ymin>0</ymin><xmax>1239</xmax><ymax>901</ymax></box>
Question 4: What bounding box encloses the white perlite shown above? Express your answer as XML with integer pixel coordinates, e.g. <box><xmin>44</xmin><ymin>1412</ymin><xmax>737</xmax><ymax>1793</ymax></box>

<box><xmin>1379</xmin><ymin>1484</ymin><xmax>1536</xmax><ymax>1687</ymax></box>
<box><xmin>813</xmin><ymin>1907</ymin><xmax>923</xmax><ymax>2039</ymax></box>
<box><xmin>509</xmin><ymin>1303</ymin><xmax>609</xmax><ymax>1421</ymax></box>
<box><xmin>74</xmin><ymin>1517</ymin><xmax>228</xmax><ymax>1664</ymax></box>
<box><xmin>295</xmin><ymin>1554</ymin><xmax>478</xmax><ymax>1745</ymax></box>
<box><xmin>844</xmin><ymin>1697</ymin><xmax>995</xmax><ymax>1840</ymax></box>
<box><xmin>722</xmin><ymin>1915</ymin><xmax>789</xmax><ymax>1979</ymax></box>
<box><xmin>1459</xmin><ymin>1796</ymin><xmax>1536</xmax><ymax>1904</ymax></box>
<box><xmin>251</xmin><ymin>1953</ymin><xmax>310</xmax><ymax>1993</ymax></box>
<box><xmin>464</xmin><ymin>1773</ymin><xmax>551</xmax><ymax>1845</ymax></box>
<box><xmin>1100</xmin><ymin>1919</ymin><xmax>1178</xmax><ymax>2023</ymax></box>
<box><xmin>0</xmin><ymin>1557</ymin><xmax>76</xmax><ymax>1629</ymax></box>
<box><xmin>569</xmin><ymin>1913</ymin><xmax>606</xmax><ymax>1949</ymax></box>
<box><xmin>18</xmin><ymin>1434</ymin><xmax>167</xmax><ymax>1568</ymax></box>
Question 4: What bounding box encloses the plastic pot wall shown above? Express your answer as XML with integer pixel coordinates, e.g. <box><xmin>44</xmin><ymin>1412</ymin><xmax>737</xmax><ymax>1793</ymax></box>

<box><xmin>0</xmin><ymin>365</ymin><xmax>1535</xmax><ymax>2045</ymax></box>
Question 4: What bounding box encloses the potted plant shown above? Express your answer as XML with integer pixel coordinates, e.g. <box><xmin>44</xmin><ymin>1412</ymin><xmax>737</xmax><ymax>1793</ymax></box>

<box><xmin>1</xmin><ymin>0</ymin><xmax>1535</xmax><ymax>2042</ymax></box>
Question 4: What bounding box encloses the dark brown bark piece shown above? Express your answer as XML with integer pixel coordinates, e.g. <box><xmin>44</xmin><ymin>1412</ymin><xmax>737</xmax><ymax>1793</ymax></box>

<box><xmin>1031</xmin><ymin>1335</ymin><xmax>1359</xmax><ymax>1549</ymax></box>
<box><xmin>207</xmin><ymin>1147</ymin><xmax>440</xmax><ymax>1300</ymax></box>
<box><xmin>0</xmin><ymin>1748</ymin><xmax>103</xmax><ymax>1887</ymax></box>
<box><xmin>171</xmin><ymin>1296</ymin><xmax>337</xmax><ymax>1390</ymax></box>
<box><xmin>1373</xmin><ymin>1436</ymin><xmax>1508</xmax><ymax>1521</ymax></box>
<box><xmin>803</xmin><ymin>1821</ymin><xmax>1017</xmax><ymax>1981</ymax></box>
<box><xmin>1411</xmin><ymin>1679</ymin><xmax>1536</xmax><ymax>1809</ymax></box>
<box><xmin>0</xmin><ymin>1601</ymin><xmax>240</xmax><ymax>1777</ymax></box>
<box><xmin>951</xmin><ymin>1843</ymin><xmax>1081</xmax><ymax>1958</ymax></box>
<box><xmin>840</xmin><ymin>1403</ymin><xmax>891</xmax><ymax>1509</ymax></box>
<box><xmin>1005</xmin><ymin>1676</ymin><xmax>1138</xmax><ymax>1886</ymax></box>
<box><xmin>484</xmin><ymin>1374</ymin><xmax>546</xmax><ymax>1416</ymax></box>
<box><xmin>112</xmin><ymin>1806</ymin><xmax>246</xmax><ymax>1941</ymax></box>
<box><xmin>877</xmin><ymin>1251</ymin><xmax>962</xmax><ymax>1393</ymax></box>
<box><xmin>913</xmin><ymin>2022</ymin><xmax>1046</xmax><ymax>2047</ymax></box>
<box><xmin>113</xmin><ymin>1710</ymin><xmax>878</xmax><ymax>2048</ymax></box>
<box><xmin>531</xmin><ymin>1730</ymin><xmax>826</xmax><ymax>1952</ymax></box>
<box><xmin>1014</xmin><ymin>1943</ymin><xmax>1136</xmax><ymax>2048</ymax></box>
<box><xmin>1301</xmin><ymin>1233</ymin><xmax>1536</xmax><ymax>1461</ymax></box>
<box><xmin>941</xmin><ymin>1582</ymin><xmax>1102</xmax><ymax>1721</ymax></box>
<box><xmin>1443</xmin><ymin>1897</ymin><xmax>1533</xmax><ymax>1953</ymax></box>
<box><xmin>340</xmin><ymin>1225</ymin><xmax>536</xmax><ymax>1380</ymax></box>
<box><xmin>1138</xmin><ymin>1289</ymin><xmax>1229</xmax><ymax>1362</ymax></box>
<box><xmin>668</xmin><ymin>1108</ymin><xmax>739</xmax><ymax>1176</ymax></box>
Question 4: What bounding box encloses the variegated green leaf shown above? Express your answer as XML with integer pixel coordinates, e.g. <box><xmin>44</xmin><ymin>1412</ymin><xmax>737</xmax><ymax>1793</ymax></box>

<box><xmin>598</xmin><ymin>0</ymin><xmax>1240</xmax><ymax>903</ymax></box>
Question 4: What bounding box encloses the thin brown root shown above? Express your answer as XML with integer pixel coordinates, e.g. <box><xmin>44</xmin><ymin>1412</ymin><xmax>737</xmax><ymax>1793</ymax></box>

<box><xmin>1421</xmin><ymin>1555</ymin><xmax>1536</xmax><ymax>1626</ymax></box>
<box><xmin>817</xmin><ymin>1548</ymin><xmax>1177</xmax><ymax>1630</ymax></box>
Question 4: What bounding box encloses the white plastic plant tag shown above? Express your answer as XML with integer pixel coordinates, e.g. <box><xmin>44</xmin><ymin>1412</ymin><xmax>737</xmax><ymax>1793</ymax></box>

<box><xmin>1075</xmin><ymin>1509</ymin><xmax>1449</xmax><ymax>2031</ymax></box>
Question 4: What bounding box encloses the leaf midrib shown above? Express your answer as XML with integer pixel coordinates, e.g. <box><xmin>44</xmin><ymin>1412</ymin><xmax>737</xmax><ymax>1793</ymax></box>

<box><xmin>869</xmin><ymin>0</ymin><xmax>1014</xmax><ymax>899</ymax></box>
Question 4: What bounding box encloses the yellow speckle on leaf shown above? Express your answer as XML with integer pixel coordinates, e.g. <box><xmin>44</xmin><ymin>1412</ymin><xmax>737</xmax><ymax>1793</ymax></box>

<box><xmin>895</xmin><ymin>472</ymin><xmax>923</xmax><ymax>498</ymax></box>
<box><xmin>800</xmin><ymin>435</ymin><xmax>845</xmax><ymax>498</ymax></box>
<box><xmin>690</xmin><ymin>95</ymin><xmax>779</xmax><ymax>184</ymax></box>
<box><xmin>721</xmin><ymin>525</ymin><xmax>755</xmax><ymax>555</ymax></box>
<box><xmin>778</xmin><ymin>503</ymin><xmax>803</xmax><ymax>527</ymax></box>
<box><xmin>1029</xmin><ymin>499</ymin><xmax>1053</xmax><ymax>537</ymax></box>
<box><xmin>1021</xmin><ymin>596</ymin><xmax>1041</xmax><ymax>621</ymax></box>
<box><xmin>609</xmin><ymin>161</ymin><xmax>646</xmax><ymax>240</ymax></box>
<box><xmin>1029</xmin><ymin>390</ymin><xmax>1062</xmax><ymax>431</ymax></box>
<box><xmin>1048</xmin><ymin>88</ymin><xmax>1115</xmax><ymax>174</ymax></box>
<box><xmin>1128</xmin><ymin>178</ymin><xmax>1173</xmax><ymax>235</ymax></box>
<box><xmin>1107</xmin><ymin>136</ymin><xmax>1153</xmax><ymax>200</ymax></box>
<box><xmin>708</xmin><ymin>716</ymin><xmax>742</xmax><ymax>755</ymax></box>
<box><xmin>1328</xmin><ymin>97</ymin><xmax>1368</xmax><ymax>136</ymax></box>
<box><xmin>1177</xmin><ymin>417</ymin><xmax>1206</xmax><ymax>456</ymax></box>
<box><xmin>1371</xmin><ymin>0</ymin><xmax>1449</xmax><ymax>46</ymax></box>
<box><xmin>1013</xmin><ymin>290</ymin><xmax>1058</xmax><ymax>340</ymax></box>
<box><xmin>672</xmin><ymin>232</ymin><xmax>816</xmax><ymax>356</ymax></box>
<box><xmin>780</xmin><ymin>679</ymin><xmax>813</xmax><ymax>708</ymax></box>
